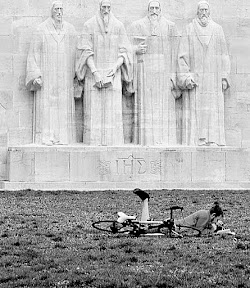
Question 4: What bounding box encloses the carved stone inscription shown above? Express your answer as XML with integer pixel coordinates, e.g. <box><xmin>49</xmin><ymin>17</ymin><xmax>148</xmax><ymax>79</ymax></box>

<box><xmin>116</xmin><ymin>155</ymin><xmax>147</xmax><ymax>176</ymax></box>
<box><xmin>98</xmin><ymin>160</ymin><xmax>111</xmax><ymax>176</ymax></box>
<box><xmin>98</xmin><ymin>155</ymin><xmax>161</xmax><ymax>178</ymax></box>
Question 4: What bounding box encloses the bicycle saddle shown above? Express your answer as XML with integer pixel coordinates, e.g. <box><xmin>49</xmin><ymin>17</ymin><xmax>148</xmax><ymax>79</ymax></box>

<box><xmin>117</xmin><ymin>212</ymin><xmax>136</xmax><ymax>223</ymax></box>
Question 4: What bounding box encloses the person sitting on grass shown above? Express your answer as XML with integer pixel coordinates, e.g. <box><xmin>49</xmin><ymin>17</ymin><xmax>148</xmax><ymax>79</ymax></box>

<box><xmin>133</xmin><ymin>188</ymin><xmax>234</xmax><ymax>235</ymax></box>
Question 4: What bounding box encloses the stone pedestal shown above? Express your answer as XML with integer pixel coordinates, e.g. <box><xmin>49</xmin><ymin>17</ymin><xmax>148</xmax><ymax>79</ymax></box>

<box><xmin>0</xmin><ymin>145</ymin><xmax>249</xmax><ymax>190</ymax></box>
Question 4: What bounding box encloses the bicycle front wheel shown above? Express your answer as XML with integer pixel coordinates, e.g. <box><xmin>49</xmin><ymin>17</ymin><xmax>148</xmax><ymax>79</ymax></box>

<box><xmin>92</xmin><ymin>220</ymin><xmax>134</xmax><ymax>234</ymax></box>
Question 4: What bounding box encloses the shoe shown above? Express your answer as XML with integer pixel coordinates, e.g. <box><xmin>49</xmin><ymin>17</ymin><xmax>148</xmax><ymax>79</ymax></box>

<box><xmin>133</xmin><ymin>188</ymin><xmax>149</xmax><ymax>201</ymax></box>
<box><xmin>42</xmin><ymin>140</ymin><xmax>53</xmax><ymax>146</ymax></box>
<box><xmin>207</xmin><ymin>142</ymin><xmax>218</xmax><ymax>147</ymax></box>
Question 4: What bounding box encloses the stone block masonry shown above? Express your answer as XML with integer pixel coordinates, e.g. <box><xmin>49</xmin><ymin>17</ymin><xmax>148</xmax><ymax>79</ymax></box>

<box><xmin>0</xmin><ymin>0</ymin><xmax>250</xmax><ymax>189</ymax></box>
<box><xmin>3</xmin><ymin>146</ymin><xmax>250</xmax><ymax>191</ymax></box>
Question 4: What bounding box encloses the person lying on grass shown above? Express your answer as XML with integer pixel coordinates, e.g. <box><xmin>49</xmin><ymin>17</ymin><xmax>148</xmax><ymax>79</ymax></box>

<box><xmin>132</xmin><ymin>188</ymin><xmax>235</xmax><ymax>235</ymax></box>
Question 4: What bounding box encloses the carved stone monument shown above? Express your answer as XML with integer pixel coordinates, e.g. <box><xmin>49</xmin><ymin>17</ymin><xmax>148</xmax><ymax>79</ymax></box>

<box><xmin>26</xmin><ymin>1</ymin><xmax>77</xmax><ymax>145</ymax></box>
<box><xmin>129</xmin><ymin>0</ymin><xmax>180</xmax><ymax>146</ymax></box>
<box><xmin>75</xmin><ymin>0</ymin><xmax>132</xmax><ymax>146</ymax></box>
<box><xmin>177</xmin><ymin>0</ymin><xmax>230</xmax><ymax>146</ymax></box>
<box><xmin>1</xmin><ymin>0</ymin><xmax>250</xmax><ymax>191</ymax></box>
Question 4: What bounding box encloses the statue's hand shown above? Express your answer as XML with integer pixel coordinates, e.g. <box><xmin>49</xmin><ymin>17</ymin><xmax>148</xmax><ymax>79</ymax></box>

<box><xmin>107</xmin><ymin>57</ymin><xmax>123</xmax><ymax>77</ymax></box>
<box><xmin>186</xmin><ymin>77</ymin><xmax>197</xmax><ymax>90</ymax></box>
<box><xmin>73</xmin><ymin>77</ymin><xmax>83</xmax><ymax>99</ymax></box>
<box><xmin>107</xmin><ymin>66</ymin><xmax>117</xmax><ymax>78</ymax></box>
<box><xmin>170</xmin><ymin>79</ymin><xmax>182</xmax><ymax>99</ymax></box>
<box><xmin>222</xmin><ymin>79</ymin><xmax>229</xmax><ymax>91</ymax></box>
<box><xmin>136</xmin><ymin>43</ymin><xmax>147</xmax><ymax>55</ymax></box>
<box><xmin>33</xmin><ymin>77</ymin><xmax>42</xmax><ymax>90</ymax></box>
<box><xmin>93</xmin><ymin>71</ymin><xmax>104</xmax><ymax>88</ymax></box>
<box><xmin>170</xmin><ymin>79</ymin><xmax>174</xmax><ymax>90</ymax></box>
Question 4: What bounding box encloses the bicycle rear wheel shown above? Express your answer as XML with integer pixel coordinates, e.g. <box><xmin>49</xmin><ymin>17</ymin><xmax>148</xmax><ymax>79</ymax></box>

<box><xmin>175</xmin><ymin>224</ymin><xmax>201</xmax><ymax>237</ymax></box>
<box><xmin>92</xmin><ymin>220</ymin><xmax>134</xmax><ymax>234</ymax></box>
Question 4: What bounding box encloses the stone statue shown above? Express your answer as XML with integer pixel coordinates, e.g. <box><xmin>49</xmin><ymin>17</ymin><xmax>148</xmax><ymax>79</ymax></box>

<box><xmin>75</xmin><ymin>0</ymin><xmax>132</xmax><ymax>146</ymax></box>
<box><xmin>26</xmin><ymin>1</ymin><xmax>77</xmax><ymax>145</ymax></box>
<box><xmin>177</xmin><ymin>0</ymin><xmax>230</xmax><ymax>146</ymax></box>
<box><xmin>129</xmin><ymin>0</ymin><xmax>180</xmax><ymax>146</ymax></box>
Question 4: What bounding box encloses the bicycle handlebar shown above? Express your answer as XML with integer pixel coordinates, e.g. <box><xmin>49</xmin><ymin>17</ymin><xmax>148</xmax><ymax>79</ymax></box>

<box><xmin>168</xmin><ymin>206</ymin><xmax>183</xmax><ymax>219</ymax></box>
<box><xmin>170</xmin><ymin>206</ymin><xmax>183</xmax><ymax>211</ymax></box>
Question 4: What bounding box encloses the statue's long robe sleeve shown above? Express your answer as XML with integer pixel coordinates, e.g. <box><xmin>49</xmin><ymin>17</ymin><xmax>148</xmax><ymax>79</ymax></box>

<box><xmin>26</xmin><ymin>18</ymin><xmax>77</xmax><ymax>145</ymax></box>
<box><xmin>76</xmin><ymin>13</ymin><xmax>132</xmax><ymax>146</ymax></box>
<box><xmin>129</xmin><ymin>16</ymin><xmax>180</xmax><ymax>146</ymax></box>
<box><xmin>177</xmin><ymin>19</ymin><xmax>231</xmax><ymax>146</ymax></box>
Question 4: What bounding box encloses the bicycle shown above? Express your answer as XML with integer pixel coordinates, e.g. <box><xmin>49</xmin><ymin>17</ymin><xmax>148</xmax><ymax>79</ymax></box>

<box><xmin>92</xmin><ymin>206</ymin><xmax>202</xmax><ymax>238</ymax></box>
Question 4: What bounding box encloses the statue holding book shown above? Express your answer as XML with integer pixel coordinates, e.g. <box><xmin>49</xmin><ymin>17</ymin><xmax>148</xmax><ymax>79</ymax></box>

<box><xmin>76</xmin><ymin>0</ymin><xmax>132</xmax><ymax>146</ymax></box>
<box><xmin>129</xmin><ymin>0</ymin><xmax>180</xmax><ymax>146</ymax></box>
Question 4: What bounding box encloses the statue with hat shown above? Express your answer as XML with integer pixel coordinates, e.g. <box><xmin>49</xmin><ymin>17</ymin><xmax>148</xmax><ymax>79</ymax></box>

<box><xmin>177</xmin><ymin>1</ymin><xmax>231</xmax><ymax>146</ymax></box>
<box><xmin>128</xmin><ymin>0</ymin><xmax>180</xmax><ymax>146</ymax></box>
<box><xmin>26</xmin><ymin>1</ymin><xmax>77</xmax><ymax>145</ymax></box>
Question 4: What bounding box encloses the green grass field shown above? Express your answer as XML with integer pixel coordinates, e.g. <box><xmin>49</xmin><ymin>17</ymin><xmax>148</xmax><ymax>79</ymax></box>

<box><xmin>0</xmin><ymin>189</ymin><xmax>249</xmax><ymax>288</ymax></box>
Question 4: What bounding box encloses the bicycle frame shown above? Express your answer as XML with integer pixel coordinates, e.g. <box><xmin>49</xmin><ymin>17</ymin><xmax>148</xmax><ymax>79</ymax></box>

<box><xmin>92</xmin><ymin>204</ymin><xmax>235</xmax><ymax>238</ymax></box>
<box><xmin>122</xmin><ymin>205</ymin><xmax>183</xmax><ymax>228</ymax></box>
<box><xmin>93</xmin><ymin>205</ymin><xmax>189</xmax><ymax>237</ymax></box>
<box><xmin>124</xmin><ymin>218</ymin><xmax>182</xmax><ymax>237</ymax></box>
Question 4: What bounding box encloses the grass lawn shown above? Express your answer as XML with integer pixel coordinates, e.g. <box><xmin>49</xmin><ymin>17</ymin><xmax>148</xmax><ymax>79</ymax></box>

<box><xmin>0</xmin><ymin>189</ymin><xmax>249</xmax><ymax>288</ymax></box>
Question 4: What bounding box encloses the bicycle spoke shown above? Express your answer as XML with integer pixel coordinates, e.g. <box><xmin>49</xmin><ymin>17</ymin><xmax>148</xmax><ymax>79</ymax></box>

<box><xmin>92</xmin><ymin>220</ymin><xmax>135</xmax><ymax>234</ymax></box>
<box><xmin>175</xmin><ymin>224</ymin><xmax>201</xmax><ymax>237</ymax></box>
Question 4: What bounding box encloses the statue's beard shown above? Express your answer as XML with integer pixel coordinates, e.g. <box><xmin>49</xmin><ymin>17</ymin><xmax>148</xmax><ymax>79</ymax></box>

<box><xmin>199</xmin><ymin>15</ymin><xmax>209</xmax><ymax>26</ymax></box>
<box><xmin>53</xmin><ymin>14</ymin><xmax>62</xmax><ymax>24</ymax></box>
<box><xmin>102</xmin><ymin>14</ymin><xmax>110</xmax><ymax>29</ymax></box>
<box><xmin>149</xmin><ymin>13</ymin><xmax>160</xmax><ymax>36</ymax></box>
<box><xmin>149</xmin><ymin>13</ymin><xmax>160</xmax><ymax>22</ymax></box>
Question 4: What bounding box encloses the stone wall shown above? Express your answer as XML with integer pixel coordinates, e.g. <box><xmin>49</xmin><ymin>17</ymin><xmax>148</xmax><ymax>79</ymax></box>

<box><xmin>5</xmin><ymin>146</ymin><xmax>250</xmax><ymax>191</ymax></box>
<box><xmin>0</xmin><ymin>0</ymin><xmax>250</xmax><ymax>181</ymax></box>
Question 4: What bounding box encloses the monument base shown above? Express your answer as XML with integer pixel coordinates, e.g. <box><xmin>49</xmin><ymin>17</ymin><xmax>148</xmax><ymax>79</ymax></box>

<box><xmin>1</xmin><ymin>144</ymin><xmax>250</xmax><ymax>191</ymax></box>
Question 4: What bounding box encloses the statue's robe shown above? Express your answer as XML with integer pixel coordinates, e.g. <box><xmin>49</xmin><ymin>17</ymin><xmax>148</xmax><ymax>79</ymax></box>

<box><xmin>177</xmin><ymin>19</ymin><xmax>231</xmax><ymax>146</ymax></box>
<box><xmin>129</xmin><ymin>16</ymin><xmax>180</xmax><ymax>146</ymax></box>
<box><xmin>26</xmin><ymin>18</ymin><xmax>77</xmax><ymax>145</ymax></box>
<box><xmin>76</xmin><ymin>12</ymin><xmax>132</xmax><ymax>146</ymax></box>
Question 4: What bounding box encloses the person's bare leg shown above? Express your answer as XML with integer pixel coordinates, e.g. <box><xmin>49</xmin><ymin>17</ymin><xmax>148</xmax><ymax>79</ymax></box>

<box><xmin>133</xmin><ymin>188</ymin><xmax>150</xmax><ymax>221</ymax></box>
<box><xmin>140</xmin><ymin>198</ymin><xmax>149</xmax><ymax>221</ymax></box>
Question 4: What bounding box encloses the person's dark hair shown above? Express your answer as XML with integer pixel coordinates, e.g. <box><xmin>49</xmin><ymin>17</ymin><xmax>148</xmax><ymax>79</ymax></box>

<box><xmin>209</xmin><ymin>201</ymin><xmax>223</xmax><ymax>217</ymax></box>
